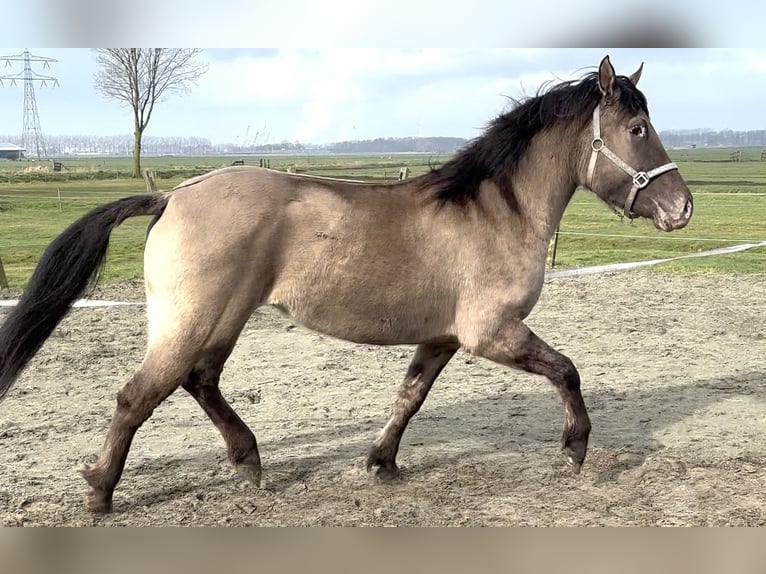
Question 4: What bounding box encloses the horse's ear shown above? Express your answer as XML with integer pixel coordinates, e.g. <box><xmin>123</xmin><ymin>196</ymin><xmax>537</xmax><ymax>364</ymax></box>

<box><xmin>628</xmin><ymin>62</ymin><xmax>644</xmax><ymax>86</ymax></box>
<box><xmin>598</xmin><ymin>55</ymin><xmax>615</xmax><ymax>97</ymax></box>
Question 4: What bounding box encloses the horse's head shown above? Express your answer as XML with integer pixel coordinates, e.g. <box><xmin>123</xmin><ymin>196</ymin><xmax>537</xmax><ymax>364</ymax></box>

<box><xmin>583</xmin><ymin>56</ymin><xmax>693</xmax><ymax>231</ymax></box>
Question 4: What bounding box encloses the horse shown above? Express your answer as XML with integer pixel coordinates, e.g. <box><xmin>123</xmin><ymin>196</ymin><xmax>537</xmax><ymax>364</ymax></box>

<box><xmin>0</xmin><ymin>56</ymin><xmax>693</xmax><ymax>513</ymax></box>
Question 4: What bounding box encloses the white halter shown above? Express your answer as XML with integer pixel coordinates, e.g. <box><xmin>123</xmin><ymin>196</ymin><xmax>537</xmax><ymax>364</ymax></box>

<box><xmin>586</xmin><ymin>104</ymin><xmax>678</xmax><ymax>218</ymax></box>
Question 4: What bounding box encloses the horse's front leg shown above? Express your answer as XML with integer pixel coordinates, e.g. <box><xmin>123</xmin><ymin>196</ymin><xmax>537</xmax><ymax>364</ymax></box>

<box><xmin>469</xmin><ymin>320</ymin><xmax>591</xmax><ymax>472</ymax></box>
<box><xmin>367</xmin><ymin>342</ymin><xmax>459</xmax><ymax>481</ymax></box>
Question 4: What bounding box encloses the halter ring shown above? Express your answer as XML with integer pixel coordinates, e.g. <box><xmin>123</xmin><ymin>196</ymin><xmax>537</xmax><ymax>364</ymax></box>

<box><xmin>591</xmin><ymin>137</ymin><xmax>604</xmax><ymax>151</ymax></box>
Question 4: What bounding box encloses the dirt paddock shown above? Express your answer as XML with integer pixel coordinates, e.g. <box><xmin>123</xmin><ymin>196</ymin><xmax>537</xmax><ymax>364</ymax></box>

<box><xmin>1</xmin><ymin>271</ymin><xmax>764</xmax><ymax>526</ymax></box>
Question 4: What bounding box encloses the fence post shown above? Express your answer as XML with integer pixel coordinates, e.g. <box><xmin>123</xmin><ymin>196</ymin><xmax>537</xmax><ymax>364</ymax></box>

<box><xmin>548</xmin><ymin>224</ymin><xmax>561</xmax><ymax>268</ymax></box>
<box><xmin>0</xmin><ymin>256</ymin><xmax>8</xmax><ymax>290</ymax></box>
<box><xmin>398</xmin><ymin>167</ymin><xmax>410</xmax><ymax>180</ymax></box>
<box><xmin>143</xmin><ymin>169</ymin><xmax>157</xmax><ymax>193</ymax></box>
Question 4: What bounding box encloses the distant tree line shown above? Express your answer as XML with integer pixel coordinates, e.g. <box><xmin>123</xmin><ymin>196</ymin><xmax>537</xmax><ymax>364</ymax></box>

<box><xmin>659</xmin><ymin>129</ymin><xmax>766</xmax><ymax>148</ymax></box>
<box><xmin>327</xmin><ymin>137</ymin><xmax>467</xmax><ymax>154</ymax></box>
<box><xmin>0</xmin><ymin>135</ymin><xmax>470</xmax><ymax>156</ymax></box>
<box><xmin>0</xmin><ymin>134</ymin><xmax>214</xmax><ymax>156</ymax></box>
<box><xmin>2</xmin><ymin>131</ymin><xmax>764</xmax><ymax>158</ymax></box>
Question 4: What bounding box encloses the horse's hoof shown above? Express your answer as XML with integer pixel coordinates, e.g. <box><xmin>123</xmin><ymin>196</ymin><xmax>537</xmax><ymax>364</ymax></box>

<box><xmin>565</xmin><ymin>455</ymin><xmax>582</xmax><ymax>474</ymax></box>
<box><xmin>368</xmin><ymin>463</ymin><xmax>402</xmax><ymax>484</ymax></box>
<box><xmin>235</xmin><ymin>463</ymin><xmax>262</xmax><ymax>487</ymax></box>
<box><xmin>562</xmin><ymin>447</ymin><xmax>585</xmax><ymax>474</ymax></box>
<box><xmin>81</xmin><ymin>465</ymin><xmax>114</xmax><ymax>513</ymax></box>
<box><xmin>85</xmin><ymin>488</ymin><xmax>113</xmax><ymax>514</ymax></box>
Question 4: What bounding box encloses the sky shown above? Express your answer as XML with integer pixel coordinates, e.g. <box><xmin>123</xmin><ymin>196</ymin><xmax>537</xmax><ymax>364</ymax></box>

<box><xmin>1</xmin><ymin>48</ymin><xmax>765</xmax><ymax>146</ymax></box>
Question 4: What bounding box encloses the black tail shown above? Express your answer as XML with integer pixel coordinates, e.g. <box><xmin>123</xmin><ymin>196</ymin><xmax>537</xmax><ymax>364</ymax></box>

<box><xmin>0</xmin><ymin>194</ymin><xmax>169</xmax><ymax>401</ymax></box>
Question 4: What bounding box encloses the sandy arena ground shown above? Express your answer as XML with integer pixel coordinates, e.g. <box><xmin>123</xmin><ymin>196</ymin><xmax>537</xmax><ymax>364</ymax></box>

<box><xmin>0</xmin><ymin>272</ymin><xmax>765</xmax><ymax>526</ymax></box>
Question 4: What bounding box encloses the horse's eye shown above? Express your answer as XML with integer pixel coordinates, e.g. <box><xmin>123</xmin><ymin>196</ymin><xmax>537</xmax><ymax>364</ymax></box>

<box><xmin>630</xmin><ymin>124</ymin><xmax>646</xmax><ymax>137</ymax></box>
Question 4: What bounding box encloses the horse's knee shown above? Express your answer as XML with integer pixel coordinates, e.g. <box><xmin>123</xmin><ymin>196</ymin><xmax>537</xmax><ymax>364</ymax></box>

<box><xmin>182</xmin><ymin>368</ymin><xmax>205</xmax><ymax>394</ymax></box>
<box><xmin>556</xmin><ymin>356</ymin><xmax>581</xmax><ymax>390</ymax></box>
<box><xmin>184</xmin><ymin>351</ymin><xmax>227</xmax><ymax>393</ymax></box>
<box><xmin>115</xmin><ymin>386</ymin><xmax>150</xmax><ymax>427</ymax></box>
<box><xmin>116</xmin><ymin>371</ymin><xmax>178</xmax><ymax>426</ymax></box>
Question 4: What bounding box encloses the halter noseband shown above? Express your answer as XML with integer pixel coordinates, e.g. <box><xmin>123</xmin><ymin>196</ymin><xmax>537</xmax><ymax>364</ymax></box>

<box><xmin>586</xmin><ymin>104</ymin><xmax>678</xmax><ymax>219</ymax></box>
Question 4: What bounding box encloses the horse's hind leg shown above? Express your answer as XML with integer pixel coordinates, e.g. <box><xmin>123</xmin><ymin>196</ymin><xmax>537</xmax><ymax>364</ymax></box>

<box><xmin>367</xmin><ymin>342</ymin><xmax>459</xmax><ymax>481</ymax></box>
<box><xmin>183</xmin><ymin>345</ymin><xmax>261</xmax><ymax>486</ymax></box>
<box><xmin>80</xmin><ymin>346</ymin><xmax>195</xmax><ymax>513</ymax></box>
<box><xmin>470</xmin><ymin>321</ymin><xmax>591</xmax><ymax>473</ymax></box>
<box><xmin>79</xmin><ymin>288</ymin><xmax>254</xmax><ymax>512</ymax></box>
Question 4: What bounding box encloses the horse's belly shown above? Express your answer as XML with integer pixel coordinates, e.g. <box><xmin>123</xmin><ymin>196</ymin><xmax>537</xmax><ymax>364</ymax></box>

<box><xmin>268</xmin><ymin>290</ymin><xmax>453</xmax><ymax>346</ymax></box>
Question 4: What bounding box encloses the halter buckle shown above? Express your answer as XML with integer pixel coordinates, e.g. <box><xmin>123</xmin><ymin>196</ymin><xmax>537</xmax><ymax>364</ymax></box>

<box><xmin>632</xmin><ymin>171</ymin><xmax>650</xmax><ymax>189</ymax></box>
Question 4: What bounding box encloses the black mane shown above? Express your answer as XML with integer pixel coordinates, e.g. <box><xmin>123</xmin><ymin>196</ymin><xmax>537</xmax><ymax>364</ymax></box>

<box><xmin>418</xmin><ymin>71</ymin><xmax>648</xmax><ymax>206</ymax></box>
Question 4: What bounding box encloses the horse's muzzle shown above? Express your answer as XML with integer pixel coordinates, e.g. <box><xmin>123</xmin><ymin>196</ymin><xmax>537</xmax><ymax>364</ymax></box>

<box><xmin>654</xmin><ymin>196</ymin><xmax>693</xmax><ymax>232</ymax></box>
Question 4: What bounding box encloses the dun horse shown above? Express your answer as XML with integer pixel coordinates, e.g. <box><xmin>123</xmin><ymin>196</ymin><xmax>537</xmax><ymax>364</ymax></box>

<box><xmin>0</xmin><ymin>57</ymin><xmax>693</xmax><ymax>513</ymax></box>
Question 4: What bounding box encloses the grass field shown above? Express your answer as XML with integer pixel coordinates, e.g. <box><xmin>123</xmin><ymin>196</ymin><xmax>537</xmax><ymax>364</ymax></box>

<box><xmin>0</xmin><ymin>150</ymin><xmax>764</xmax><ymax>288</ymax></box>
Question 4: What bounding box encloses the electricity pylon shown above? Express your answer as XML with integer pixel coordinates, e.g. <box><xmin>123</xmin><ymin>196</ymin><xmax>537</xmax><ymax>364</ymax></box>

<box><xmin>1</xmin><ymin>50</ymin><xmax>59</xmax><ymax>159</ymax></box>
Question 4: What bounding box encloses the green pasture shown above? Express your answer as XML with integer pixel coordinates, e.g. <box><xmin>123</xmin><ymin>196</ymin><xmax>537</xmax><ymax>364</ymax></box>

<box><xmin>0</xmin><ymin>150</ymin><xmax>764</xmax><ymax>288</ymax></box>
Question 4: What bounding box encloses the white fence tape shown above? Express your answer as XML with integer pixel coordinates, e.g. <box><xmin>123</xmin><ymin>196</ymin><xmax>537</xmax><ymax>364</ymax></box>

<box><xmin>555</xmin><ymin>231</ymin><xmax>766</xmax><ymax>243</ymax></box>
<box><xmin>0</xmin><ymin>299</ymin><xmax>139</xmax><ymax>308</ymax></box>
<box><xmin>1</xmin><ymin>241</ymin><xmax>764</xmax><ymax>308</ymax></box>
<box><xmin>545</xmin><ymin>241</ymin><xmax>766</xmax><ymax>279</ymax></box>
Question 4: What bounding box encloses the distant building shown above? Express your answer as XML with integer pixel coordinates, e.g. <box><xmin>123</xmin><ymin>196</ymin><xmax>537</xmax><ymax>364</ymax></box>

<box><xmin>0</xmin><ymin>143</ymin><xmax>25</xmax><ymax>160</ymax></box>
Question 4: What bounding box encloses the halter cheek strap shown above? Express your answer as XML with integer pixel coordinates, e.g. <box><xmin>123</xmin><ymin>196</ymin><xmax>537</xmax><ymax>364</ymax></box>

<box><xmin>586</xmin><ymin>105</ymin><xmax>678</xmax><ymax>218</ymax></box>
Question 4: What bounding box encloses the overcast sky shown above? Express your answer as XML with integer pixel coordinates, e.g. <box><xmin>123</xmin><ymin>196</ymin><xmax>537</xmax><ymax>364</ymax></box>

<box><xmin>1</xmin><ymin>48</ymin><xmax>765</xmax><ymax>145</ymax></box>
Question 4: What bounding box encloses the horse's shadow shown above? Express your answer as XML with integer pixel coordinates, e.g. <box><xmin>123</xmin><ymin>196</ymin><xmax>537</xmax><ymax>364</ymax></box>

<box><xmin>122</xmin><ymin>369</ymin><xmax>766</xmax><ymax>509</ymax></box>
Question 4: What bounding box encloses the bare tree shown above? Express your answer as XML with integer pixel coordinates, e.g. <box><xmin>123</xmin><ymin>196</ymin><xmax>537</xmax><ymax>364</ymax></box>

<box><xmin>93</xmin><ymin>49</ymin><xmax>208</xmax><ymax>178</ymax></box>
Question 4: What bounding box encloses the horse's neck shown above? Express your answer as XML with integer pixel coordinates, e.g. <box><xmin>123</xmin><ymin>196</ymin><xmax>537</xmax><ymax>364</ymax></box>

<box><xmin>508</xmin><ymin>129</ymin><xmax>580</xmax><ymax>242</ymax></box>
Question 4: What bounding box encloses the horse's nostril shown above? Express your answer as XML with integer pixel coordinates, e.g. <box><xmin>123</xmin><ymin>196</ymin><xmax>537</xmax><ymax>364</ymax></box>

<box><xmin>683</xmin><ymin>198</ymin><xmax>693</xmax><ymax>218</ymax></box>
